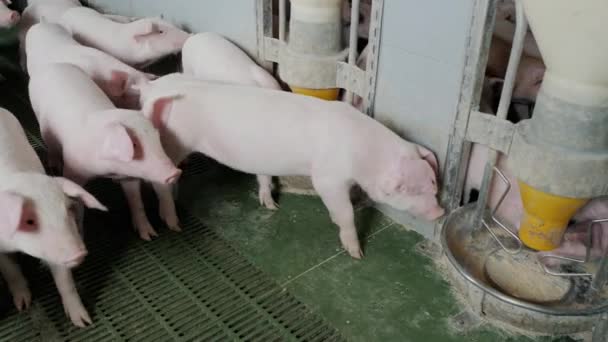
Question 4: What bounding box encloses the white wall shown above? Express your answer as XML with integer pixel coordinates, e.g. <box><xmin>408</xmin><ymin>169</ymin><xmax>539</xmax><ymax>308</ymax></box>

<box><xmin>373</xmin><ymin>0</ymin><xmax>473</xmax><ymax>170</ymax></box>
<box><xmin>371</xmin><ymin>0</ymin><xmax>474</xmax><ymax>237</ymax></box>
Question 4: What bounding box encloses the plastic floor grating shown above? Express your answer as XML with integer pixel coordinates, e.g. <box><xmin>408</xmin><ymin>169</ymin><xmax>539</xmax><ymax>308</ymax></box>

<box><xmin>0</xmin><ymin>143</ymin><xmax>345</xmax><ymax>342</ymax></box>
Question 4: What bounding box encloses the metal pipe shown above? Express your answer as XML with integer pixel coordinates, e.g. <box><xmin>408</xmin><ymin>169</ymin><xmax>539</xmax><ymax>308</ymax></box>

<box><xmin>279</xmin><ymin>0</ymin><xmax>286</xmax><ymax>42</ymax></box>
<box><xmin>344</xmin><ymin>0</ymin><xmax>360</xmax><ymax>104</ymax></box>
<box><xmin>473</xmin><ymin>0</ymin><xmax>527</xmax><ymax>230</ymax></box>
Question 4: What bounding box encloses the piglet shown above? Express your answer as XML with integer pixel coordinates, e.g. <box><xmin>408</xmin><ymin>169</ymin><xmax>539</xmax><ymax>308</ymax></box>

<box><xmin>0</xmin><ymin>0</ymin><xmax>19</xmax><ymax>28</ymax></box>
<box><xmin>182</xmin><ymin>32</ymin><xmax>281</xmax><ymax>90</ymax></box>
<box><xmin>17</xmin><ymin>0</ymin><xmax>82</xmax><ymax>70</ymax></box>
<box><xmin>29</xmin><ymin>63</ymin><xmax>182</xmax><ymax>240</ymax></box>
<box><xmin>0</xmin><ymin>106</ymin><xmax>107</xmax><ymax>327</ymax></box>
<box><xmin>486</xmin><ymin>36</ymin><xmax>545</xmax><ymax>120</ymax></box>
<box><xmin>60</xmin><ymin>7</ymin><xmax>190</xmax><ymax>67</ymax></box>
<box><xmin>26</xmin><ymin>22</ymin><xmax>155</xmax><ymax>108</ymax></box>
<box><xmin>136</xmin><ymin>74</ymin><xmax>444</xmax><ymax>259</ymax></box>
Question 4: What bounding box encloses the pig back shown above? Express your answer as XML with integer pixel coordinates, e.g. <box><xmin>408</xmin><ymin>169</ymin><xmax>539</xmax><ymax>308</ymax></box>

<box><xmin>144</xmin><ymin>79</ymin><xmax>353</xmax><ymax>175</ymax></box>
<box><xmin>29</xmin><ymin>63</ymin><xmax>115</xmax><ymax>125</ymax></box>
<box><xmin>0</xmin><ymin>108</ymin><xmax>45</xmax><ymax>175</ymax></box>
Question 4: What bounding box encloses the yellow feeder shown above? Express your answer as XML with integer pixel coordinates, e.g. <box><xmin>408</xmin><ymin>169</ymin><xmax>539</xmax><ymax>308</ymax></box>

<box><xmin>506</xmin><ymin>0</ymin><xmax>608</xmax><ymax>252</ymax></box>
<box><xmin>517</xmin><ymin>181</ymin><xmax>589</xmax><ymax>251</ymax></box>
<box><xmin>278</xmin><ymin>0</ymin><xmax>346</xmax><ymax>102</ymax></box>
<box><xmin>289</xmin><ymin>86</ymin><xmax>340</xmax><ymax>101</ymax></box>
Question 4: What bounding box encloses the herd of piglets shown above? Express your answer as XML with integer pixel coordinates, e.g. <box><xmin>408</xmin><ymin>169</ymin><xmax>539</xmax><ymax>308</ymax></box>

<box><xmin>465</xmin><ymin>0</ymin><xmax>608</xmax><ymax>271</ymax></box>
<box><xmin>0</xmin><ymin>0</ymin><xmax>443</xmax><ymax>327</ymax></box>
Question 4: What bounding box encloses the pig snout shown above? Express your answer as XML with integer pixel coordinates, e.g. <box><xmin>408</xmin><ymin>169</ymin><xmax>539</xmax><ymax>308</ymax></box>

<box><xmin>425</xmin><ymin>206</ymin><xmax>445</xmax><ymax>221</ymax></box>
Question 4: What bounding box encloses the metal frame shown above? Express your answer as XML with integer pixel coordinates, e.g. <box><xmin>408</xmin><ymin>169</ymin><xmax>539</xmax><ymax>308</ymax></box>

<box><xmin>439</xmin><ymin>0</ymin><xmax>608</xmax><ymax>336</ymax></box>
<box><xmin>440</xmin><ymin>0</ymin><xmax>497</xmax><ymax>214</ymax></box>
<box><xmin>255</xmin><ymin>0</ymin><xmax>384</xmax><ymax>116</ymax></box>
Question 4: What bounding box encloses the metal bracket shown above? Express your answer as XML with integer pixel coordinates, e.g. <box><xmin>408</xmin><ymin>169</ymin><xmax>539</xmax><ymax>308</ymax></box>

<box><xmin>263</xmin><ymin>36</ymin><xmax>282</xmax><ymax>63</ymax></box>
<box><xmin>336</xmin><ymin>62</ymin><xmax>368</xmax><ymax>97</ymax></box>
<box><xmin>465</xmin><ymin>110</ymin><xmax>515</xmax><ymax>155</ymax></box>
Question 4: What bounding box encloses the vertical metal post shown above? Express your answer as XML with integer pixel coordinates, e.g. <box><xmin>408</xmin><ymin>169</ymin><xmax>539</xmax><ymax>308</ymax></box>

<box><xmin>344</xmin><ymin>0</ymin><xmax>360</xmax><ymax>104</ymax></box>
<box><xmin>362</xmin><ymin>0</ymin><xmax>384</xmax><ymax>116</ymax></box>
<box><xmin>279</xmin><ymin>0</ymin><xmax>286</xmax><ymax>42</ymax></box>
<box><xmin>587</xmin><ymin>251</ymin><xmax>608</xmax><ymax>304</ymax></box>
<box><xmin>472</xmin><ymin>0</ymin><xmax>526</xmax><ymax>229</ymax></box>
<box><xmin>439</xmin><ymin>0</ymin><xmax>496</xmax><ymax>213</ymax></box>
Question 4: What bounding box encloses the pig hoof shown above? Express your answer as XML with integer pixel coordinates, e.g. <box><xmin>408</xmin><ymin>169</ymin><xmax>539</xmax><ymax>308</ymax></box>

<box><xmin>346</xmin><ymin>247</ymin><xmax>364</xmax><ymax>260</ymax></box>
<box><xmin>160</xmin><ymin>211</ymin><xmax>180</xmax><ymax>231</ymax></box>
<box><xmin>168</xmin><ymin>224</ymin><xmax>182</xmax><ymax>232</ymax></box>
<box><xmin>138</xmin><ymin>225</ymin><xmax>159</xmax><ymax>241</ymax></box>
<box><xmin>259</xmin><ymin>193</ymin><xmax>279</xmax><ymax>210</ymax></box>
<box><xmin>63</xmin><ymin>299</ymin><xmax>92</xmax><ymax>328</ymax></box>
<box><xmin>340</xmin><ymin>233</ymin><xmax>363</xmax><ymax>259</ymax></box>
<box><xmin>10</xmin><ymin>285</ymin><xmax>31</xmax><ymax>312</ymax></box>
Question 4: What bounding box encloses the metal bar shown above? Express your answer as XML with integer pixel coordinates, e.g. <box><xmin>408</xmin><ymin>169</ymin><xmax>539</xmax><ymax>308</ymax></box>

<box><xmin>588</xmin><ymin>244</ymin><xmax>608</xmax><ymax>304</ymax></box>
<box><xmin>481</xmin><ymin>167</ymin><xmax>522</xmax><ymax>254</ymax></box>
<box><xmin>344</xmin><ymin>0</ymin><xmax>360</xmax><ymax>104</ymax></box>
<box><xmin>362</xmin><ymin>0</ymin><xmax>384</xmax><ymax>116</ymax></box>
<box><xmin>279</xmin><ymin>0</ymin><xmax>286</xmax><ymax>42</ymax></box>
<box><xmin>256</xmin><ymin>0</ymin><xmax>274</xmax><ymax>70</ymax></box>
<box><xmin>473</xmin><ymin>0</ymin><xmax>527</xmax><ymax>230</ymax></box>
<box><xmin>440</xmin><ymin>0</ymin><xmax>497</xmax><ymax>213</ymax></box>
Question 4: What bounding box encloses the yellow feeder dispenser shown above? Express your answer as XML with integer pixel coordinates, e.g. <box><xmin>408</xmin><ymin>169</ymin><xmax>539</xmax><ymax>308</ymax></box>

<box><xmin>279</xmin><ymin>0</ymin><xmax>348</xmax><ymax>101</ymax></box>
<box><xmin>508</xmin><ymin>0</ymin><xmax>608</xmax><ymax>251</ymax></box>
<box><xmin>517</xmin><ymin>181</ymin><xmax>588</xmax><ymax>251</ymax></box>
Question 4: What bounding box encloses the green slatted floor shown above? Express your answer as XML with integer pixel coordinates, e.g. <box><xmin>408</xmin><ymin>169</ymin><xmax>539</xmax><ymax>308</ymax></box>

<box><xmin>0</xmin><ymin>170</ymin><xmax>345</xmax><ymax>342</ymax></box>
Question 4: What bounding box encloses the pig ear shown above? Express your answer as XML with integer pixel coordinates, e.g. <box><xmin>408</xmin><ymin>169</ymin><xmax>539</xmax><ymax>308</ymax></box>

<box><xmin>143</xmin><ymin>94</ymin><xmax>182</xmax><ymax>130</ymax></box>
<box><xmin>416</xmin><ymin>145</ymin><xmax>439</xmax><ymax>176</ymax></box>
<box><xmin>131</xmin><ymin>20</ymin><xmax>156</xmax><ymax>42</ymax></box>
<box><xmin>380</xmin><ymin>158</ymin><xmax>436</xmax><ymax>196</ymax></box>
<box><xmin>0</xmin><ymin>192</ymin><xmax>36</xmax><ymax>236</ymax></box>
<box><xmin>55</xmin><ymin>177</ymin><xmax>108</xmax><ymax>211</ymax></box>
<box><xmin>101</xmin><ymin>123</ymin><xmax>135</xmax><ymax>162</ymax></box>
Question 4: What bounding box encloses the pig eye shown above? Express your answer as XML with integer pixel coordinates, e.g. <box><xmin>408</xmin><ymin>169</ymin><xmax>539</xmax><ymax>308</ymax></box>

<box><xmin>159</xmin><ymin>30</ymin><xmax>164</xmax><ymax>34</ymax></box>
<box><xmin>26</xmin><ymin>219</ymin><xmax>35</xmax><ymax>226</ymax></box>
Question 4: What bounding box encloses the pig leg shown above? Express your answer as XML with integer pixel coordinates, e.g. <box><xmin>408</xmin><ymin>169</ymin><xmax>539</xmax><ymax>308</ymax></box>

<box><xmin>0</xmin><ymin>254</ymin><xmax>31</xmax><ymax>311</ymax></box>
<box><xmin>48</xmin><ymin>264</ymin><xmax>91</xmax><ymax>327</ymax></box>
<box><xmin>312</xmin><ymin>175</ymin><xmax>362</xmax><ymax>259</ymax></box>
<box><xmin>120</xmin><ymin>180</ymin><xmax>158</xmax><ymax>241</ymax></box>
<box><xmin>257</xmin><ymin>175</ymin><xmax>278</xmax><ymax>210</ymax></box>
<box><xmin>152</xmin><ymin>182</ymin><xmax>181</xmax><ymax>232</ymax></box>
